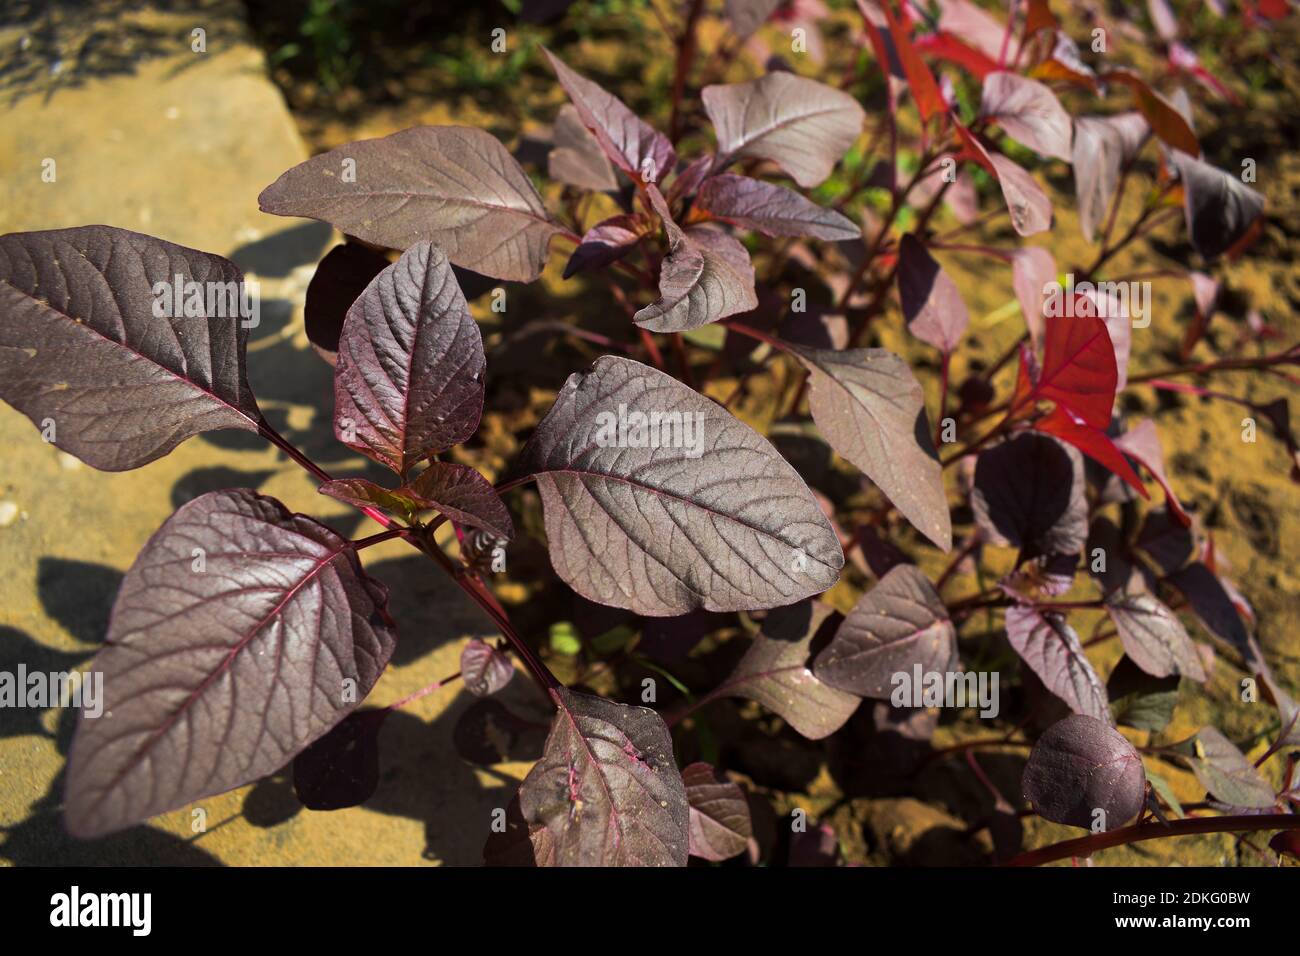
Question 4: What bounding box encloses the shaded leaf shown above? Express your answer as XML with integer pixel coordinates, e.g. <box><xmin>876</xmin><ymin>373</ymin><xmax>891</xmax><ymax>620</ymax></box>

<box><xmin>716</xmin><ymin>601</ymin><xmax>859</xmax><ymax>739</ymax></box>
<box><xmin>971</xmin><ymin>433</ymin><xmax>1087</xmax><ymax>558</ymax></box>
<box><xmin>1108</xmin><ymin>655</ymin><xmax>1180</xmax><ymax>732</ymax></box>
<box><xmin>1106</xmin><ymin>589</ymin><xmax>1205</xmax><ymax>681</ymax></box>
<box><xmin>794</xmin><ymin>345</ymin><xmax>951</xmax><ymax>551</ymax></box>
<box><xmin>511</xmin><ymin>356</ymin><xmax>843</xmax><ymax>615</ymax></box>
<box><xmin>1136</xmin><ymin>507</ymin><xmax>1195</xmax><ymax>573</ymax></box>
<box><xmin>259</xmin><ymin>126</ymin><xmax>562</xmax><ymax>282</ymax></box>
<box><xmin>897</xmin><ymin>233</ymin><xmax>970</xmax><ymax>352</ymax></box>
<box><xmin>543</xmin><ymin>48</ymin><xmax>676</xmax><ymax>184</ymax></box>
<box><xmin>0</xmin><ymin>226</ymin><xmax>261</xmax><ymax>471</ymax></box>
<box><xmin>703</xmin><ymin>72</ymin><xmax>865</xmax><ymax>188</ymax></box>
<box><xmin>1166</xmin><ymin>562</ymin><xmax>1253</xmax><ymax>660</ymax></box>
<box><xmin>1191</xmin><ymin>726</ymin><xmax>1275</xmax><ymax>808</ymax></box>
<box><xmin>461</xmin><ymin>639</ymin><xmax>515</xmax><ymax>697</ymax></box>
<box><xmin>304</xmin><ymin>242</ymin><xmax>391</xmax><ymax>365</ymax></box>
<box><xmin>1035</xmin><ymin>405</ymin><xmax>1146</xmax><ymax>497</ymax></box>
<box><xmin>980</xmin><ymin>71</ymin><xmax>1072</xmax><ymax>161</ymax></box>
<box><xmin>1005</xmin><ymin>606</ymin><xmax>1110</xmax><ymax>722</ymax></box>
<box><xmin>519</xmin><ymin>687</ymin><xmax>689</xmax><ymax>866</ymax></box>
<box><xmin>64</xmin><ymin>489</ymin><xmax>397</xmax><ymax>837</ymax></box>
<box><xmin>1072</xmin><ymin>113</ymin><xmax>1149</xmax><ymax>242</ymax></box>
<box><xmin>1010</xmin><ymin>246</ymin><xmax>1056</xmax><ymax>347</ymax></box>
<box><xmin>683</xmin><ymin>762</ymin><xmax>752</xmax><ymax>861</ymax></box>
<box><xmin>1173</xmin><ymin>151</ymin><xmax>1266</xmax><ymax>261</ymax></box>
<box><xmin>334</xmin><ymin>241</ymin><xmax>485</xmax><ymax>475</ymax></box>
<box><xmin>1022</xmin><ymin>714</ymin><xmax>1145</xmax><ymax>829</ymax></box>
<box><xmin>563</xmin><ymin>214</ymin><xmax>645</xmax><ymax>278</ymax></box>
<box><xmin>292</xmin><ymin>708</ymin><xmax>388</xmax><ymax>811</ymax></box>
<box><xmin>813</xmin><ymin>564</ymin><xmax>956</xmax><ymax>698</ymax></box>
<box><xmin>548</xmin><ymin>104</ymin><xmax>620</xmax><ymax>192</ymax></box>
<box><xmin>696</xmin><ymin>174</ymin><xmax>860</xmax><ymax>240</ymax></box>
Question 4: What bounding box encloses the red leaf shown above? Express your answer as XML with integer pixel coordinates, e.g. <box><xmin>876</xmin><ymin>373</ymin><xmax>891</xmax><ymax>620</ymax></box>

<box><xmin>914</xmin><ymin>32</ymin><xmax>998</xmax><ymax>81</ymax></box>
<box><xmin>1103</xmin><ymin>70</ymin><xmax>1200</xmax><ymax>157</ymax></box>
<box><xmin>1036</xmin><ymin>406</ymin><xmax>1147</xmax><ymax>497</ymax></box>
<box><xmin>1016</xmin><ymin>313</ymin><xmax>1119</xmax><ymax>428</ymax></box>
<box><xmin>878</xmin><ymin>0</ymin><xmax>946</xmax><ymax>123</ymax></box>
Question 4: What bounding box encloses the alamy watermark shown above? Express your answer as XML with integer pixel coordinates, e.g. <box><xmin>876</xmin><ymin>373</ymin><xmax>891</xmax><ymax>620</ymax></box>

<box><xmin>0</xmin><ymin>666</ymin><xmax>103</xmax><ymax>717</ymax></box>
<box><xmin>594</xmin><ymin>404</ymin><xmax>707</xmax><ymax>458</ymax></box>
<box><xmin>891</xmin><ymin>665</ymin><xmax>1000</xmax><ymax>718</ymax></box>
<box><xmin>1042</xmin><ymin>273</ymin><xmax>1150</xmax><ymax>329</ymax></box>
<box><xmin>151</xmin><ymin>274</ymin><xmax>261</xmax><ymax>329</ymax></box>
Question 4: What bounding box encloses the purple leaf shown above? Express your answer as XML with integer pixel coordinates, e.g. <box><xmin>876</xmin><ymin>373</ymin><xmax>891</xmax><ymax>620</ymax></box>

<box><xmin>319</xmin><ymin>463</ymin><xmax>513</xmax><ymax>541</ymax></box>
<box><xmin>542</xmin><ymin>48</ymin><xmax>676</xmax><ymax>185</ymax></box>
<box><xmin>292</xmin><ymin>708</ymin><xmax>388</xmax><ymax>811</ymax></box>
<box><xmin>635</xmin><ymin>186</ymin><xmax>757</xmax><ymax>332</ymax></box>
<box><xmin>725</xmin><ymin>0</ymin><xmax>783</xmax><ymax>38</ymax></box>
<box><xmin>548</xmin><ymin>104</ymin><xmax>620</xmax><ymax>192</ymax></box>
<box><xmin>334</xmin><ymin>241</ymin><xmax>485</xmax><ymax>475</ymax></box>
<box><xmin>1112</xmin><ymin>418</ymin><xmax>1188</xmax><ymax>524</ymax></box>
<box><xmin>1005</xmin><ymin>605</ymin><xmax>1110</xmax><ymax>723</ymax></box>
<box><xmin>1173</xmin><ymin>151</ymin><xmax>1266</xmax><ymax>261</ymax></box>
<box><xmin>1166</xmin><ymin>562</ymin><xmax>1253</xmax><ymax>660</ymax></box>
<box><xmin>695</xmin><ymin>173</ymin><xmax>860</xmax><ymax>240</ymax></box>
<box><xmin>0</xmin><ymin>226</ymin><xmax>261</xmax><ymax>471</ymax></box>
<box><xmin>813</xmin><ymin>564</ymin><xmax>956</xmax><ymax>698</ymax></box>
<box><xmin>703</xmin><ymin>73</ymin><xmax>865</xmax><ymax>188</ymax></box>
<box><xmin>1191</xmin><ymin>727</ymin><xmax>1275</xmax><ymax>809</ymax></box>
<box><xmin>979</xmin><ymin>71</ymin><xmax>1073</xmax><ymax>162</ymax></box>
<box><xmin>1022</xmin><ymin>714</ymin><xmax>1145</xmax><ymax>829</ymax></box>
<box><xmin>258</xmin><ymin>126</ymin><xmax>562</xmax><ymax>282</ymax></box>
<box><xmin>510</xmin><ymin>356</ymin><xmax>843</xmax><ymax>615</ymax></box>
<box><xmin>988</xmin><ymin>152</ymin><xmax>1053</xmax><ymax>236</ymax></box>
<box><xmin>563</xmin><ymin>214</ymin><xmax>646</xmax><ymax>279</ymax></box>
<box><xmin>519</xmin><ymin>687</ymin><xmax>689</xmax><ymax>866</ymax></box>
<box><xmin>794</xmin><ymin>346</ymin><xmax>952</xmax><ymax>551</ymax></box>
<box><xmin>460</xmin><ymin>639</ymin><xmax>515</xmax><ymax>697</ymax></box>
<box><xmin>64</xmin><ymin>489</ymin><xmax>397</xmax><ymax>838</ymax></box>
<box><xmin>305</xmin><ymin>242</ymin><xmax>391</xmax><ymax>366</ymax></box>
<box><xmin>667</xmin><ymin>154</ymin><xmax>716</xmax><ymax>204</ymax></box>
<box><xmin>482</xmin><ymin>792</ymin><xmax>552</xmax><ymax>866</ymax></box>
<box><xmin>683</xmin><ymin>762</ymin><xmax>753</xmax><ymax>861</ymax></box>
<box><xmin>1105</xmin><ymin>589</ymin><xmax>1206</xmax><ymax>681</ymax></box>
<box><xmin>1072</xmin><ymin>113</ymin><xmax>1149</xmax><ymax>242</ymax></box>
<box><xmin>897</xmin><ymin>233</ymin><xmax>970</xmax><ymax>353</ymax></box>
<box><xmin>971</xmin><ymin>434</ymin><xmax>1087</xmax><ymax>559</ymax></box>
<box><xmin>1010</xmin><ymin>246</ymin><xmax>1056</xmax><ymax>347</ymax></box>
<box><xmin>716</xmin><ymin>601</ymin><xmax>859</xmax><ymax>740</ymax></box>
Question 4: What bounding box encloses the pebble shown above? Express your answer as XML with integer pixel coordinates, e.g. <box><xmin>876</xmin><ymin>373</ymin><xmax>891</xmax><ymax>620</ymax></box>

<box><xmin>0</xmin><ymin>501</ymin><xmax>19</xmax><ymax>527</ymax></box>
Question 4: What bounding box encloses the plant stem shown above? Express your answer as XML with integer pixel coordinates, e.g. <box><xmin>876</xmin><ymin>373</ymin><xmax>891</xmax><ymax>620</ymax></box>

<box><xmin>668</xmin><ymin>0</ymin><xmax>705</xmax><ymax>143</ymax></box>
<box><xmin>1005</xmin><ymin>814</ymin><xmax>1300</xmax><ymax>867</ymax></box>
<box><xmin>351</xmin><ymin>529</ymin><xmax>406</xmax><ymax>550</ymax></box>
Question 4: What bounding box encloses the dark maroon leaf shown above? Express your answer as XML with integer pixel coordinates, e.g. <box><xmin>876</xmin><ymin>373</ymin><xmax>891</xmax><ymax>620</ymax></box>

<box><xmin>334</xmin><ymin>241</ymin><xmax>485</xmax><ymax>476</ymax></box>
<box><xmin>510</xmin><ymin>355</ymin><xmax>843</xmax><ymax>615</ymax></box>
<box><xmin>1136</xmin><ymin>507</ymin><xmax>1195</xmax><ymax>573</ymax></box>
<box><xmin>897</xmin><ymin>233</ymin><xmax>970</xmax><ymax>353</ymax></box>
<box><xmin>715</xmin><ymin>601</ymin><xmax>859</xmax><ymax>740</ymax></box>
<box><xmin>64</xmin><ymin>489</ymin><xmax>397</xmax><ymax>838</ymax></box>
<box><xmin>703</xmin><ymin>73</ymin><xmax>865</xmax><ymax>188</ymax></box>
<box><xmin>1167</xmin><ymin>561</ymin><xmax>1252</xmax><ymax>660</ymax></box>
<box><xmin>788</xmin><ymin>822</ymin><xmax>839</xmax><ymax>866</ymax></box>
<box><xmin>482</xmin><ymin>792</ymin><xmax>552</xmax><ymax>866</ymax></box>
<box><xmin>543</xmin><ymin>48</ymin><xmax>676</xmax><ymax>184</ymax></box>
<box><xmin>304</xmin><ymin>242</ymin><xmax>391</xmax><ymax>365</ymax></box>
<box><xmin>548</xmin><ymin>104</ymin><xmax>619</xmax><ymax>192</ymax></box>
<box><xmin>460</xmin><ymin>639</ymin><xmax>514</xmax><ymax>697</ymax></box>
<box><xmin>979</xmin><ymin>71</ymin><xmax>1073</xmax><ymax>161</ymax></box>
<box><xmin>1173</xmin><ymin>151</ymin><xmax>1266</xmax><ymax>261</ymax></box>
<box><xmin>667</xmin><ymin>154</ymin><xmax>715</xmax><ymax>203</ymax></box>
<box><xmin>813</xmin><ymin>565</ymin><xmax>956</xmax><ymax>698</ymax></box>
<box><xmin>683</xmin><ymin>762</ymin><xmax>752</xmax><ymax>861</ymax></box>
<box><xmin>1105</xmin><ymin>588</ymin><xmax>1205</xmax><ymax>681</ymax></box>
<box><xmin>1107</xmin><ymin>655</ymin><xmax>1179</xmax><ymax>732</ymax></box>
<box><xmin>1022</xmin><ymin>714</ymin><xmax>1145</xmax><ymax>829</ymax></box>
<box><xmin>1072</xmin><ymin>113</ymin><xmax>1149</xmax><ymax>242</ymax></box>
<box><xmin>258</xmin><ymin>126</ymin><xmax>562</xmax><ymax>282</ymax></box>
<box><xmin>563</xmin><ymin>214</ymin><xmax>646</xmax><ymax>278</ymax></box>
<box><xmin>1005</xmin><ymin>606</ymin><xmax>1110</xmax><ymax>722</ymax></box>
<box><xmin>519</xmin><ymin>687</ymin><xmax>689</xmax><ymax>866</ymax></box>
<box><xmin>794</xmin><ymin>345</ymin><xmax>951</xmax><ymax>551</ymax></box>
<box><xmin>1191</xmin><ymin>726</ymin><xmax>1275</xmax><ymax>808</ymax></box>
<box><xmin>0</xmin><ymin>226</ymin><xmax>261</xmax><ymax>470</ymax></box>
<box><xmin>971</xmin><ymin>434</ymin><xmax>1087</xmax><ymax>559</ymax></box>
<box><xmin>635</xmin><ymin>187</ymin><xmax>757</xmax><ymax>332</ymax></box>
<box><xmin>454</xmin><ymin>699</ymin><xmax>547</xmax><ymax>766</ymax></box>
<box><xmin>292</xmin><ymin>708</ymin><xmax>388</xmax><ymax>811</ymax></box>
<box><xmin>1087</xmin><ymin>515</ymin><xmax>1136</xmax><ymax>596</ymax></box>
<box><xmin>695</xmin><ymin>174</ymin><xmax>859</xmax><ymax>241</ymax></box>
